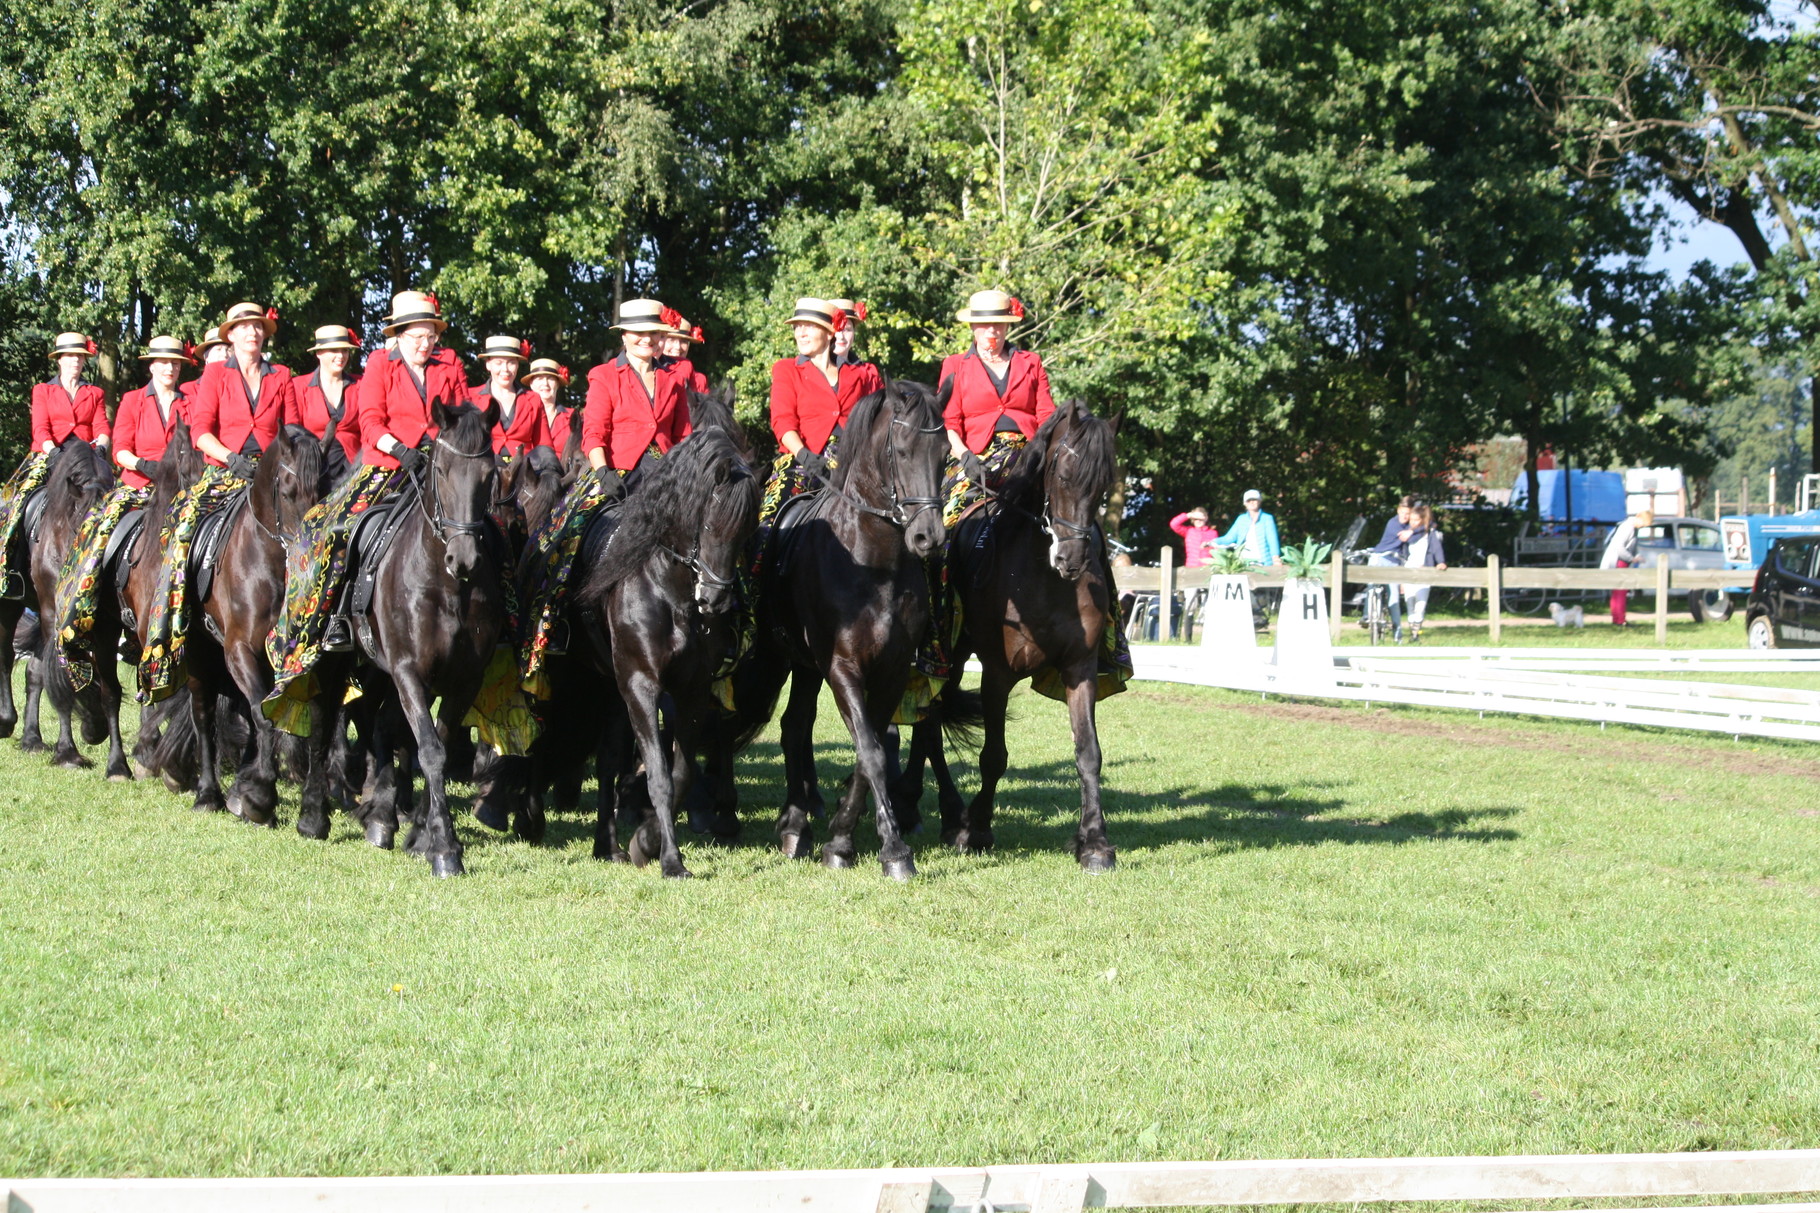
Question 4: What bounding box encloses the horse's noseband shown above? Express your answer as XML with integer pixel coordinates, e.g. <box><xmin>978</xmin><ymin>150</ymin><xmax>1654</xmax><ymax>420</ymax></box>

<box><xmin>421</xmin><ymin>436</ymin><xmax>495</xmax><ymax>544</ymax></box>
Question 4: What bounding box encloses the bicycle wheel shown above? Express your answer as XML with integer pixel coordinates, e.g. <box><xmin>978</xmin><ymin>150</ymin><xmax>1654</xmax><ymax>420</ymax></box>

<box><xmin>1500</xmin><ymin>587</ymin><xmax>1548</xmax><ymax>616</ymax></box>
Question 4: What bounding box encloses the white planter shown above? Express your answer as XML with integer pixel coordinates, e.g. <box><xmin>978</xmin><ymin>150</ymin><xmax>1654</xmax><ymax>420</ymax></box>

<box><xmin>1270</xmin><ymin>575</ymin><xmax>1335</xmax><ymax>675</ymax></box>
<box><xmin>1199</xmin><ymin>573</ymin><xmax>1261</xmax><ymax>662</ymax></box>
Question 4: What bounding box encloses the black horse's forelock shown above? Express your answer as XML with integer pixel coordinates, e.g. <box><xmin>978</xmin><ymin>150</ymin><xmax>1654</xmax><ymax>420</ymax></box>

<box><xmin>274</xmin><ymin>424</ymin><xmax>323</xmax><ymax>491</ymax></box>
<box><xmin>50</xmin><ymin>436</ymin><xmax>114</xmax><ymax>501</ymax></box>
<box><xmin>1000</xmin><ymin>400</ymin><xmax>1116</xmax><ymax>511</ymax></box>
<box><xmin>437</xmin><ymin>400</ymin><xmax>496</xmax><ymax>454</ymax></box>
<box><xmin>582</xmin><ymin>427</ymin><xmax>755</xmax><ymax>598</ymax></box>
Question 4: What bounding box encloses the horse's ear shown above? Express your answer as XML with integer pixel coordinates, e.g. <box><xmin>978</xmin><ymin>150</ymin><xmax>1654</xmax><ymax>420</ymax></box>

<box><xmin>431</xmin><ymin>398</ymin><xmax>453</xmax><ymax>432</ymax></box>
<box><xmin>1106</xmin><ymin>409</ymin><xmax>1124</xmax><ymax>437</ymax></box>
<box><xmin>718</xmin><ymin>382</ymin><xmax>735</xmax><ymax>407</ymax></box>
<box><xmin>935</xmin><ymin>375</ymin><xmax>954</xmax><ymax>410</ymax></box>
<box><xmin>481</xmin><ymin>397</ymin><xmax>500</xmax><ymax>430</ymax></box>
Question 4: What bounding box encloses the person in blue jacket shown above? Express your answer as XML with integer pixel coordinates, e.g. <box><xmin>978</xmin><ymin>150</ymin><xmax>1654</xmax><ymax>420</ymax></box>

<box><xmin>1216</xmin><ymin>488</ymin><xmax>1281</xmax><ymax>566</ymax></box>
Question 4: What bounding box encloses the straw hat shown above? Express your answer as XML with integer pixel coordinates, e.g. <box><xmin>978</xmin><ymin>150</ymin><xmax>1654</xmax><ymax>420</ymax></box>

<box><xmin>478</xmin><ymin>335</ymin><xmax>532</xmax><ymax>364</ymax></box>
<box><xmin>221</xmin><ymin>301</ymin><xmax>279</xmax><ymax>338</ymax></box>
<box><xmin>50</xmin><ymin>332</ymin><xmax>96</xmax><ymax>359</ymax></box>
<box><xmin>136</xmin><ymin>335</ymin><xmax>196</xmax><ymax>365</ymax></box>
<box><xmin>782</xmin><ymin>297</ymin><xmax>847</xmax><ymax>335</ymax></box>
<box><xmin>954</xmin><ymin>289</ymin><xmax>1025</xmax><ymax>324</ymax></box>
<box><xmin>306</xmin><ymin>324</ymin><xmax>363</xmax><ymax>353</ymax></box>
<box><xmin>193</xmin><ymin>327</ymin><xmax>225</xmax><ymax>356</ymax></box>
<box><xmin>522</xmin><ymin>358</ymin><xmax>571</xmax><ymax>388</ymax></box>
<box><xmin>610</xmin><ymin>298</ymin><xmax>679</xmax><ymax>334</ymax></box>
<box><xmin>381</xmin><ymin>290</ymin><xmax>448</xmax><ymax>337</ymax></box>
<box><xmin>826</xmin><ymin>298</ymin><xmax>868</xmax><ymax>324</ymax></box>
<box><xmin>666</xmin><ymin>315</ymin><xmax>704</xmax><ymax>344</ymax></box>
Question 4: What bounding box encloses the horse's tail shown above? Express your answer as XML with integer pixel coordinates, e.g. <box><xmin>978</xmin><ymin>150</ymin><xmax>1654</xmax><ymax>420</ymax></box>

<box><xmin>34</xmin><ymin>612</ymin><xmax>108</xmax><ymax>746</ymax></box>
<box><xmin>929</xmin><ymin>682</ymin><xmax>984</xmax><ymax>751</ymax></box>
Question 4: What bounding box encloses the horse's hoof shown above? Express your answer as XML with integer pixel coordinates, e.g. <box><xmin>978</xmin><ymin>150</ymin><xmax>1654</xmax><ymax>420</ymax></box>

<box><xmin>686</xmin><ymin>807</ymin><xmax>716</xmax><ymax>836</ymax></box>
<box><xmin>192</xmin><ymin>798</ymin><xmax>225</xmax><ymax>814</ymax></box>
<box><xmin>513</xmin><ymin>811</ymin><xmax>545</xmax><ymax>846</ymax></box>
<box><xmin>1079</xmin><ymin>848</ymin><xmax>1117</xmax><ymax>874</ymax></box>
<box><xmin>779</xmin><ymin>832</ymin><xmax>811</xmax><ymax>860</ymax></box>
<box><xmin>882</xmin><ymin>856</ymin><xmax>917</xmax><ymax>882</ymax></box>
<box><xmin>229</xmin><ymin>792</ymin><xmax>275</xmax><ymax>827</ymax></box>
<box><xmin>52</xmin><ymin>751</ymin><xmax>90</xmax><ymax>770</ymax></box>
<box><xmin>663</xmin><ymin>865</ymin><xmax>694</xmax><ymax>880</ymax></box>
<box><xmin>473</xmin><ymin>803</ymin><xmax>510</xmax><ymax>832</ymax></box>
<box><xmin>162</xmin><ymin>770</ymin><xmax>186</xmax><ymax>796</ymax></box>
<box><xmin>627</xmin><ymin>830</ymin><xmax>653</xmax><ymax>868</ymax></box>
<box><xmin>951</xmin><ymin>829</ymin><xmax>993</xmax><ymax>854</ymax></box>
<box><xmin>820</xmin><ymin>848</ymin><xmax>856</xmax><ymax>870</ymax></box>
<box><xmin>711</xmin><ymin>818</ymin><xmax>743</xmax><ymax>844</ymax></box>
<box><xmin>429</xmin><ymin>853</ymin><xmax>465</xmax><ymax>878</ymax></box>
<box><xmin>0</xmin><ymin>717</ymin><xmax>14</xmax><ymax>740</ymax></box>
<box><xmin>107</xmin><ymin>771</ymin><xmax>132</xmax><ymax>783</ymax></box>
<box><xmin>364</xmin><ymin>819</ymin><xmax>396</xmax><ymax>850</ymax></box>
<box><xmin>17</xmin><ymin>737</ymin><xmax>46</xmax><ymax>755</ymax></box>
<box><xmin>297</xmin><ymin>814</ymin><xmax>330</xmax><ymax>842</ymax></box>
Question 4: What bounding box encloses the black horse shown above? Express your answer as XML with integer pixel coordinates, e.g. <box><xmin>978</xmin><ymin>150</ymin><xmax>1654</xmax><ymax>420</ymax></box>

<box><xmin>714</xmin><ymin>380</ymin><xmax>949</xmax><ymax>880</ymax></box>
<box><xmin>28</xmin><ymin>438</ymin><xmax>127</xmax><ymax>775</ymax></box>
<box><xmin>296</xmin><ymin>400</ymin><xmax>506</xmax><ymax>877</ymax></box>
<box><xmin>571</xmin><ymin>421</ymin><xmax>759</xmax><ymax>876</ymax></box>
<box><xmin>900</xmin><ymin>399</ymin><xmax>1123</xmax><ymax>871</ymax></box>
<box><xmin>183</xmin><ymin>423</ymin><xmax>332</xmax><ymax>823</ymax></box>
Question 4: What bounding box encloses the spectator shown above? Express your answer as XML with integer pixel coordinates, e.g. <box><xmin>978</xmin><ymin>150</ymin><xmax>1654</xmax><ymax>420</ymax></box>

<box><xmin>1366</xmin><ymin>495</ymin><xmax>1417</xmax><ymax>638</ymax></box>
<box><xmin>1398</xmin><ymin>502</ymin><xmax>1447</xmax><ymax>643</ymax></box>
<box><xmin>1599</xmin><ymin>508</ymin><xmax>1654</xmax><ymax>627</ymax></box>
<box><xmin>1215</xmin><ymin>488</ymin><xmax>1281</xmax><ymax>566</ymax></box>
<box><xmin>1169</xmin><ymin>506</ymin><xmax>1219</xmax><ymax>567</ymax></box>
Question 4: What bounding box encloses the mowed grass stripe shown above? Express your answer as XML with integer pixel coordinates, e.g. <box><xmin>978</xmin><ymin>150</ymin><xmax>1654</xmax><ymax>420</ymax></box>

<box><xmin>1</xmin><ymin>667</ymin><xmax>1816</xmax><ymax>1176</ymax></box>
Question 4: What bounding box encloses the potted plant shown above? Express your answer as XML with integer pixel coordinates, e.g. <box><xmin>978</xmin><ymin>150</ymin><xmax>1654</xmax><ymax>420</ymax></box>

<box><xmin>1271</xmin><ymin>538</ymin><xmax>1335</xmax><ymax>670</ymax></box>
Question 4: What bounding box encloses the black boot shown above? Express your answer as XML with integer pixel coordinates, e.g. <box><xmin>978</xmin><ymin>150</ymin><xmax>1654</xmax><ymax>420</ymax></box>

<box><xmin>321</xmin><ymin>614</ymin><xmax>354</xmax><ymax>653</ymax></box>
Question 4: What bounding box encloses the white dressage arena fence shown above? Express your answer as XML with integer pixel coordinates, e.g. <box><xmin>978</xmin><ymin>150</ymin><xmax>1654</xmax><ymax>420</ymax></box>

<box><xmin>8</xmin><ymin>1148</ymin><xmax>1820</xmax><ymax>1212</ymax></box>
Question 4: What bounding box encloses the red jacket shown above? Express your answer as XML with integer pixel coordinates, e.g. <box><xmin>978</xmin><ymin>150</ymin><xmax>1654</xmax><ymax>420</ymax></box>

<box><xmin>190</xmin><ymin>356</ymin><xmax>296</xmax><ymax>468</ymax></box>
<box><xmin>938</xmin><ymin>347</ymin><xmax>1055</xmax><ymax>454</ymax></box>
<box><xmin>468</xmin><ymin>385</ymin><xmax>550</xmax><ymax>456</ymax></box>
<box><xmin>287</xmin><ymin>370</ymin><xmax>364</xmax><ymax>466</ymax></box>
<box><xmin>113</xmin><ymin>383</ymin><xmax>193</xmax><ymax>489</ymax></box>
<box><xmin>31</xmin><ymin>381</ymin><xmax>110</xmax><ymax>450</ymax></box>
<box><xmin>359</xmin><ymin>347</ymin><xmax>468</xmax><ymax>468</ymax></box>
<box><xmin>768</xmin><ymin>356</ymin><xmax>884</xmax><ymax>454</ymax></box>
<box><xmin>582</xmin><ymin>354</ymin><xmax>691</xmax><ymax>471</ymax></box>
<box><xmin>547</xmin><ymin>406</ymin><xmax>575</xmax><ymax>456</ymax></box>
<box><xmin>665</xmin><ymin>356</ymin><xmax>708</xmax><ymax>395</ymax></box>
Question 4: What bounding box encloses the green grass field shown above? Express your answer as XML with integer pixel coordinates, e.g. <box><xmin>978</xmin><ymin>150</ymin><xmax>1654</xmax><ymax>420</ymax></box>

<box><xmin>2</xmin><ymin>662</ymin><xmax>1819</xmax><ymax>1179</ymax></box>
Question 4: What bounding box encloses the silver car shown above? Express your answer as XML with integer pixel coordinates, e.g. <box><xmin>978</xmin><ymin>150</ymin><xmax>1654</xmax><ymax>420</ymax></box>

<box><xmin>1631</xmin><ymin>516</ymin><xmax>1732</xmax><ymax>621</ymax></box>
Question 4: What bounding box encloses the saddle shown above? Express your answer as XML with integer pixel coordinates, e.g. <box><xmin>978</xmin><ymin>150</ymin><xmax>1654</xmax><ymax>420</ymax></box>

<box><xmin>551</xmin><ymin>500</ymin><xmax>623</xmax><ymax>660</ymax></box>
<box><xmin>187</xmin><ymin>487</ymin><xmax>250</xmax><ymax>606</ymax></box>
<box><xmin>345</xmin><ymin>494</ymin><xmax>416</xmax><ymax>621</ymax></box>
<box><xmin>20</xmin><ymin>486</ymin><xmax>49</xmax><ymax>546</ymax></box>
<box><xmin>769</xmin><ymin>488</ymin><xmax>830</xmax><ymax>582</ymax></box>
<box><xmin>107</xmin><ymin>511</ymin><xmax>145</xmax><ymax>631</ymax></box>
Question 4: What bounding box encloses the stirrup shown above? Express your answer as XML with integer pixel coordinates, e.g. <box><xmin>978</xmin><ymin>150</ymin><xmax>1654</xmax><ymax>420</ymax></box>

<box><xmin>545</xmin><ymin>618</ymin><xmax>571</xmax><ymax>657</ymax></box>
<box><xmin>0</xmin><ymin>570</ymin><xmax>21</xmax><ymax>601</ymax></box>
<box><xmin>321</xmin><ymin>616</ymin><xmax>355</xmax><ymax>653</ymax></box>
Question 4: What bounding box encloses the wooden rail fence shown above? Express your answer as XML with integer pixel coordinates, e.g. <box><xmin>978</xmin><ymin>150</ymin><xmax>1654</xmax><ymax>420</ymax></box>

<box><xmin>1115</xmin><ymin>554</ymin><xmax>1756</xmax><ymax>645</ymax></box>
<box><xmin>8</xmin><ymin>1148</ymin><xmax>1820</xmax><ymax>1211</ymax></box>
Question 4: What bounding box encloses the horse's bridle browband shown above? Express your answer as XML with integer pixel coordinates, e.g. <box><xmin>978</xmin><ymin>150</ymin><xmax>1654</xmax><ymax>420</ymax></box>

<box><xmin>417</xmin><ymin>436</ymin><xmax>494</xmax><ymax>543</ymax></box>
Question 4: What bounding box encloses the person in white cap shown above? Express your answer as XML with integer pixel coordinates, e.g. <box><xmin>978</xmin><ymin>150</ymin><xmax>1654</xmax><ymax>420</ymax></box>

<box><xmin>57</xmin><ymin>335</ymin><xmax>197</xmax><ymax>689</ymax></box>
<box><xmin>0</xmin><ymin>332</ymin><xmax>110</xmax><ymax>598</ymax></box>
<box><xmin>938</xmin><ymin>288</ymin><xmax>1055</xmax><ymax>525</ymax></box>
<box><xmin>1213</xmin><ymin>488</ymin><xmax>1280</xmax><ymax>567</ymax></box>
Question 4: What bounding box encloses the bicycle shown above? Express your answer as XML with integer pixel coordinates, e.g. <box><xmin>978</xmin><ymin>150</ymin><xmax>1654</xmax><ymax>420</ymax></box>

<box><xmin>1360</xmin><ymin>577</ymin><xmax>1394</xmax><ymax>645</ymax></box>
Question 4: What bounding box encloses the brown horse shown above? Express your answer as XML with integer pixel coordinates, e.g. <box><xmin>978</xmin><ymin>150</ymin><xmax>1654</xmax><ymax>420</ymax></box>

<box><xmin>186</xmin><ymin>423</ymin><xmax>332</xmax><ymax>824</ymax></box>
<box><xmin>900</xmin><ymin>399</ymin><xmax>1122</xmax><ymax>871</ymax></box>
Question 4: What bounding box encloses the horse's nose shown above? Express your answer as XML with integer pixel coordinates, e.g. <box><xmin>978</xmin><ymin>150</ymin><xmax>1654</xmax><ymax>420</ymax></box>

<box><xmin>445</xmin><ymin>551</ymin><xmax>462</xmax><ymax>579</ymax></box>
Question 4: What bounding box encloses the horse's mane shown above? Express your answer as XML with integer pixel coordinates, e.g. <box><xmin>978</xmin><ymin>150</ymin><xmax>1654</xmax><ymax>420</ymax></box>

<box><xmin>832</xmin><ymin>381</ymin><xmax>943</xmax><ymax>492</ymax></box>
<box><xmin>48</xmin><ymin>436</ymin><xmax>114</xmax><ymax>503</ymax></box>
<box><xmin>998</xmin><ymin>399</ymin><xmax>1117</xmax><ymax>511</ymax></box>
<box><xmin>263</xmin><ymin>424</ymin><xmax>324</xmax><ymax>500</ymax></box>
<box><xmin>437</xmin><ymin>400</ymin><xmax>495</xmax><ymax>453</ymax></box>
<box><xmin>582</xmin><ymin>426</ymin><xmax>756</xmax><ymax>598</ymax></box>
<box><xmin>687</xmin><ymin>386</ymin><xmax>755</xmax><ymax>463</ymax></box>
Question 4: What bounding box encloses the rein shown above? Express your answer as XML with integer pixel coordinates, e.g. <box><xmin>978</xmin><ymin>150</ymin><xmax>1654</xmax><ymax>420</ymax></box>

<box><xmin>416</xmin><ymin>435</ymin><xmax>495</xmax><ymax>545</ymax></box>
<box><xmin>981</xmin><ymin>435</ymin><xmax>1101</xmax><ymax>546</ymax></box>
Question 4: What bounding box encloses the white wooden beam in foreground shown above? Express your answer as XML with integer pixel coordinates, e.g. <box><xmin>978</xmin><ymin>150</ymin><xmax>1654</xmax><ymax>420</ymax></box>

<box><xmin>9</xmin><ymin>1148</ymin><xmax>1820</xmax><ymax>1212</ymax></box>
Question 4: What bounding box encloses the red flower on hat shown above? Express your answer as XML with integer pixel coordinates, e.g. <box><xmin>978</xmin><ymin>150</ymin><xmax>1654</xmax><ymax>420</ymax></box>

<box><xmin>425</xmin><ymin>292</ymin><xmax>440</xmax><ymax>313</ymax></box>
<box><xmin>829</xmin><ymin>308</ymin><xmax>848</xmax><ymax>333</ymax></box>
<box><xmin>854</xmin><ymin>301</ymin><xmax>869</xmax><ymax>322</ymax></box>
<box><xmin>265</xmin><ymin>306</ymin><xmax>279</xmax><ymax>323</ymax></box>
<box><xmin>1008</xmin><ymin>297</ymin><xmax>1025</xmax><ymax>320</ymax></box>
<box><xmin>183</xmin><ymin>341</ymin><xmax>196</xmax><ymax>359</ymax></box>
<box><xmin>690</xmin><ymin>326</ymin><xmax>704</xmax><ymax>343</ymax></box>
<box><xmin>559</xmin><ymin>366</ymin><xmax>572</xmax><ymax>385</ymax></box>
<box><xmin>520</xmin><ymin>338</ymin><xmax>532</xmax><ymax>358</ymax></box>
<box><xmin>84</xmin><ymin>338</ymin><xmax>97</xmax><ymax>355</ymax></box>
<box><xmin>348</xmin><ymin>331</ymin><xmax>363</xmax><ymax>349</ymax></box>
<box><xmin>660</xmin><ymin>306</ymin><xmax>683</xmax><ymax>330</ymax></box>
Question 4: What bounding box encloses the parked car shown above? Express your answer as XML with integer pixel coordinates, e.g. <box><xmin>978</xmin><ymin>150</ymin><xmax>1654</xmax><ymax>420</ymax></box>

<box><xmin>1744</xmin><ymin>536</ymin><xmax>1820</xmax><ymax>648</ymax></box>
<box><xmin>1631</xmin><ymin>516</ymin><xmax>1733</xmax><ymax>622</ymax></box>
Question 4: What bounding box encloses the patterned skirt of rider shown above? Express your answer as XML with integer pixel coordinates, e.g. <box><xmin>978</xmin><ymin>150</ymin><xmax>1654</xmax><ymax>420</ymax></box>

<box><xmin>517</xmin><ymin>471</ymin><xmax>612</xmax><ymax>701</ymax></box>
<box><xmin>757</xmin><ymin>428</ymin><xmax>841</xmax><ymax>527</ymax></box>
<box><xmin>262</xmin><ymin>460</ymin><xmax>410</xmax><ymax>735</ymax></box>
<box><xmin>137</xmin><ymin>464</ymin><xmax>249</xmax><ymax>703</ymax></box>
<box><xmin>0</xmin><ymin>451</ymin><xmax>53</xmax><ymax>575</ymax></box>
<box><xmin>56</xmin><ymin>482</ymin><xmax>151</xmax><ymax>692</ymax></box>
<box><xmin>941</xmin><ymin>431</ymin><xmax>1026</xmax><ymax>528</ymax></box>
